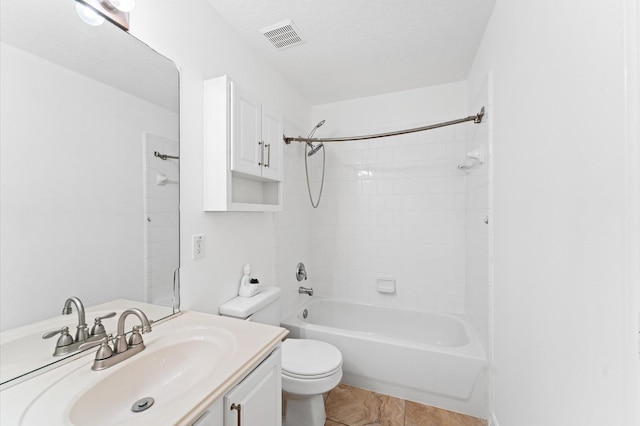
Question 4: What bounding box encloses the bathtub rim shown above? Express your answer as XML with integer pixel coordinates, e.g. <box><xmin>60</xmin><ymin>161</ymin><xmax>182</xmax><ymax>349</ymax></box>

<box><xmin>281</xmin><ymin>296</ymin><xmax>487</xmax><ymax>361</ymax></box>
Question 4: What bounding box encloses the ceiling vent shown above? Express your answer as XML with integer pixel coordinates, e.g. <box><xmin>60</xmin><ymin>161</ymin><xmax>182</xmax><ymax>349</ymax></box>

<box><xmin>260</xmin><ymin>20</ymin><xmax>304</xmax><ymax>50</ymax></box>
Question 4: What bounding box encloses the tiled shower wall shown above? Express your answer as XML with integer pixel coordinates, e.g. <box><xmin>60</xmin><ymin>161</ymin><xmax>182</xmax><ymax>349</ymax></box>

<box><xmin>464</xmin><ymin>79</ymin><xmax>492</xmax><ymax>351</ymax></box>
<box><xmin>275</xmin><ymin>123</ymin><xmax>314</xmax><ymax>316</ymax></box>
<box><xmin>143</xmin><ymin>133</ymin><xmax>180</xmax><ymax>306</ymax></box>
<box><xmin>307</xmin><ymin>120</ymin><xmax>469</xmax><ymax>313</ymax></box>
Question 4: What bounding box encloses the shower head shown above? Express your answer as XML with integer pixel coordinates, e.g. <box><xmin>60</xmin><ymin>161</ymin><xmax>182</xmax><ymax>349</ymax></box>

<box><xmin>307</xmin><ymin>143</ymin><xmax>324</xmax><ymax>156</ymax></box>
<box><xmin>314</xmin><ymin>120</ymin><xmax>325</xmax><ymax>129</ymax></box>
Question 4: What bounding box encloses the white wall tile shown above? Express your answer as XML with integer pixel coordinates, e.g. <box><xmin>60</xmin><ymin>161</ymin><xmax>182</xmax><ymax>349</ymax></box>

<box><xmin>308</xmin><ymin>82</ymin><xmax>468</xmax><ymax>314</ymax></box>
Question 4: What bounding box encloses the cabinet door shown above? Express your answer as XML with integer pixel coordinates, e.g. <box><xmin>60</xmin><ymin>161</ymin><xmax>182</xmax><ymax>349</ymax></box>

<box><xmin>224</xmin><ymin>348</ymin><xmax>282</xmax><ymax>426</ymax></box>
<box><xmin>230</xmin><ymin>81</ymin><xmax>262</xmax><ymax>177</ymax></box>
<box><xmin>190</xmin><ymin>397</ymin><xmax>223</xmax><ymax>426</ymax></box>
<box><xmin>260</xmin><ymin>105</ymin><xmax>283</xmax><ymax>182</ymax></box>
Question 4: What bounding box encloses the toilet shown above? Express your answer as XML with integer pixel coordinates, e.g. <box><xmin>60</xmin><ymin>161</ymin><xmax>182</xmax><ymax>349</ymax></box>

<box><xmin>219</xmin><ymin>286</ymin><xmax>342</xmax><ymax>426</ymax></box>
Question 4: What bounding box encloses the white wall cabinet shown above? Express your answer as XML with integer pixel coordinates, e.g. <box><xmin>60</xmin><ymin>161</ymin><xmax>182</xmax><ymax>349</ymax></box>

<box><xmin>204</xmin><ymin>75</ymin><xmax>283</xmax><ymax>211</ymax></box>
<box><xmin>190</xmin><ymin>347</ymin><xmax>282</xmax><ymax>426</ymax></box>
<box><xmin>230</xmin><ymin>83</ymin><xmax>283</xmax><ymax>181</ymax></box>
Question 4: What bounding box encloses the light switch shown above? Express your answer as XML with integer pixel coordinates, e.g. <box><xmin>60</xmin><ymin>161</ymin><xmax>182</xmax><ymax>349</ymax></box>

<box><xmin>192</xmin><ymin>234</ymin><xmax>205</xmax><ymax>259</ymax></box>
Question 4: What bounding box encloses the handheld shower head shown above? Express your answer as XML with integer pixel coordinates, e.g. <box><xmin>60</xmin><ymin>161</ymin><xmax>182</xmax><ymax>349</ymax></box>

<box><xmin>306</xmin><ymin>120</ymin><xmax>326</xmax><ymax>156</ymax></box>
<box><xmin>303</xmin><ymin>120</ymin><xmax>327</xmax><ymax>208</ymax></box>
<box><xmin>307</xmin><ymin>120</ymin><xmax>325</xmax><ymax>139</ymax></box>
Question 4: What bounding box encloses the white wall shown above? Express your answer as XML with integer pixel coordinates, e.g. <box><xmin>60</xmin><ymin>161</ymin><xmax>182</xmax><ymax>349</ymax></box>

<box><xmin>309</xmin><ymin>83</ymin><xmax>470</xmax><ymax>312</ymax></box>
<box><xmin>467</xmin><ymin>0</ymin><xmax>639</xmax><ymax>425</ymax></box>
<box><xmin>129</xmin><ymin>0</ymin><xmax>312</xmax><ymax>319</ymax></box>
<box><xmin>0</xmin><ymin>42</ymin><xmax>177</xmax><ymax>330</ymax></box>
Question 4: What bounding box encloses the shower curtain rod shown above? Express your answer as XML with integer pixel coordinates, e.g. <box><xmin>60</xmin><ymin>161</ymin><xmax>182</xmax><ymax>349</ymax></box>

<box><xmin>283</xmin><ymin>107</ymin><xmax>484</xmax><ymax>144</ymax></box>
<box><xmin>154</xmin><ymin>151</ymin><xmax>180</xmax><ymax>160</ymax></box>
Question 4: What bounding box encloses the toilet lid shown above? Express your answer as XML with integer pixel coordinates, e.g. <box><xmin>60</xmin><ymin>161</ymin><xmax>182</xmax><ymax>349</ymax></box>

<box><xmin>281</xmin><ymin>339</ymin><xmax>342</xmax><ymax>379</ymax></box>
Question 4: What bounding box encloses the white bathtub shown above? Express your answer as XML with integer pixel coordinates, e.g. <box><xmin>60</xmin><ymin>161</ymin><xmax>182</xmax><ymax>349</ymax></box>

<box><xmin>281</xmin><ymin>298</ymin><xmax>487</xmax><ymax>418</ymax></box>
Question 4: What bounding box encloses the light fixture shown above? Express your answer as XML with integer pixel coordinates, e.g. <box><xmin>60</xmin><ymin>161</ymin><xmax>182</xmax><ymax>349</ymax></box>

<box><xmin>75</xmin><ymin>1</ymin><xmax>106</xmax><ymax>26</ymax></box>
<box><xmin>101</xmin><ymin>0</ymin><xmax>135</xmax><ymax>13</ymax></box>
<box><xmin>74</xmin><ymin>0</ymin><xmax>132</xmax><ymax>31</ymax></box>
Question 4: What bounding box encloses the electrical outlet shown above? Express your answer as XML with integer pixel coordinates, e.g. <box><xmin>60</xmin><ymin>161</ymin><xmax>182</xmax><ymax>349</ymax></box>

<box><xmin>192</xmin><ymin>234</ymin><xmax>205</xmax><ymax>259</ymax></box>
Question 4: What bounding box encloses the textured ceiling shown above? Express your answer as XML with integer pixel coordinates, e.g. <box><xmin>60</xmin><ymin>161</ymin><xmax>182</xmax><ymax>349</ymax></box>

<box><xmin>206</xmin><ymin>0</ymin><xmax>496</xmax><ymax>105</ymax></box>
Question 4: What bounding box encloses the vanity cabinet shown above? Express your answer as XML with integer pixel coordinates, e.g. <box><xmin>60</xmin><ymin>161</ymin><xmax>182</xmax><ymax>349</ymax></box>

<box><xmin>224</xmin><ymin>347</ymin><xmax>281</xmax><ymax>426</ymax></box>
<box><xmin>191</xmin><ymin>347</ymin><xmax>282</xmax><ymax>426</ymax></box>
<box><xmin>204</xmin><ymin>75</ymin><xmax>284</xmax><ymax>211</ymax></box>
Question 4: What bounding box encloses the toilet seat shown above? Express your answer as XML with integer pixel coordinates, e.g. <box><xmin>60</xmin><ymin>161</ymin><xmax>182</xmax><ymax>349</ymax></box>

<box><xmin>281</xmin><ymin>339</ymin><xmax>343</xmax><ymax>379</ymax></box>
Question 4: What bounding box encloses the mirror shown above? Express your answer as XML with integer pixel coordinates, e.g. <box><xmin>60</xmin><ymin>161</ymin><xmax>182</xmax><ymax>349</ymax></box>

<box><xmin>0</xmin><ymin>0</ymin><xmax>180</xmax><ymax>386</ymax></box>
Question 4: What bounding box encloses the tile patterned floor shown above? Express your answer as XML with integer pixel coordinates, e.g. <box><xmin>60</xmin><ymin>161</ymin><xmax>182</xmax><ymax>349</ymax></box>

<box><xmin>323</xmin><ymin>384</ymin><xmax>487</xmax><ymax>426</ymax></box>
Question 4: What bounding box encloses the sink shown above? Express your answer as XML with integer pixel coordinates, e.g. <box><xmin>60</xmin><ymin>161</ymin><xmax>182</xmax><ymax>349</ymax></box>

<box><xmin>0</xmin><ymin>311</ymin><xmax>288</xmax><ymax>426</ymax></box>
<box><xmin>20</xmin><ymin>325</ymin><xmax>237</xmax><ymax>425</ymax></box>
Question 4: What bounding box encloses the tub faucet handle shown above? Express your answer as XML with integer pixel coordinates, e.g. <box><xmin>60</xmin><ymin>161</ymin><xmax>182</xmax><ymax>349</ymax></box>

<box><xmin>296</xmin><ymin>262</ymin><xmax>308</xmax><ymax>281</ymax></box>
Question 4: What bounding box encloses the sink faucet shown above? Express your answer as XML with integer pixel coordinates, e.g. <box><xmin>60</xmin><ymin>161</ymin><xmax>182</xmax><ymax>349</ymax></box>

<box><xmin>44</xmin><ymin>298</ymin><xmax>115</xmax><ymax>357</ymax></box>
<box><xmin>114</xmin><ymin>308</ymin><xmax>152</xmax><ymax>353</ymax></box>
<box><xmin>62</xmin><ymin>296</ymin><xmax>89</xmax><ymax>342</ymax></box>
<box><xmin>80</xmin><ymin>308</ymin><xmax>153</xmax><ymax>370</ymax></box>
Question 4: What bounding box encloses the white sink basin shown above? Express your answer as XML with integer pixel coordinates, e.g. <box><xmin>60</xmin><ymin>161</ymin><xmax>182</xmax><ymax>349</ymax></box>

<box><xmin>20</xmin><ymin>325</ymin><xmax>237</xmax><ymax>425</ymax></box>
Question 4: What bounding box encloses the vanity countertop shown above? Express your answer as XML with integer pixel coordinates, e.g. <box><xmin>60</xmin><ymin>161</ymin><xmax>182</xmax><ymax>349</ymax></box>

<box><xmin>0</xmin><ymin>310</ymin><xmax>288</xmax><ymax>425</ymax></box>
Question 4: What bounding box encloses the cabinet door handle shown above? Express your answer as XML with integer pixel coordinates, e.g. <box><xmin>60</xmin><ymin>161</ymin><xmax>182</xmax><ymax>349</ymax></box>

<box><xmin>258</xmin><ymin>141</ymin><xmax>264</xmax><ymax>166</ymax></box>
<box><xmin>230</xmin><ymin>403</ymin><xmax>241</xmax><ymax>426</ymax></box>
<box><xmin>265</xmin><ymin>143</ymin><xmax>271</xmax><ymax>167</ymax></box>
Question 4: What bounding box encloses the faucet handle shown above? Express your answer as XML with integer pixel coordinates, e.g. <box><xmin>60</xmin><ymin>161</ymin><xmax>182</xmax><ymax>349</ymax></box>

<box><xmin>296</xmin><ymin>262</ymin><xmax>308</xmax><ymax>281</ymax></box>
<box><xmin>90</xmin><ymin>312</ymin><xmax>116</xmax><ymax>336</ymax></box>
<box><xmin>79</xmin><ymin>334</ymin><xmax>114</xmax><ymax>360</ymax></box>
<box><xmin>128</xmin><ymin>326</ymin><xmax>144</xmax><ymax>346</ymax></box>
<box><xmin>42</xmin><ymin>326</ymin><xmax>74</xmax><ymax>347</ymax></box>
<box><xmin>42</xmin><ymin>326</ymin><xmax>68</xmax><ymax>340</ymax></box>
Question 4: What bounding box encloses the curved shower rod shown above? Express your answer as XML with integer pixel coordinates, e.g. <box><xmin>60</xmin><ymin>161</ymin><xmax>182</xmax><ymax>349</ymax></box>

<box><xmin>283</xmin><ymin>107</ymin><xmax>484</xmax><ymax>144</ymax></box>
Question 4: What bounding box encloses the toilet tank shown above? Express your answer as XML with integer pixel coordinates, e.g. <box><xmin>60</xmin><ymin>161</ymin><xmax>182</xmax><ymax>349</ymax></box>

<box><xmin>219</xmin><ymin>286</ymin><xmax>281</xmax><ymax>326</ymax></box>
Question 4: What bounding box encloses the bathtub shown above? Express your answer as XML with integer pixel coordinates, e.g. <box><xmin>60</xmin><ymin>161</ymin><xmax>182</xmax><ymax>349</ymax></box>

<box><xmin>281</xmin><ymin>298</ymin><xmax>487</xmax><ymax>418</ymax></box>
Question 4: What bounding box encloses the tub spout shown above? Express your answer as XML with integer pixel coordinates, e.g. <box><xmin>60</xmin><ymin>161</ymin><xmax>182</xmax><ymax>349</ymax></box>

<box><xmin>299</xmin><ymin>286</ymin><xmax>313</xmax><ymax>296</ymax></box>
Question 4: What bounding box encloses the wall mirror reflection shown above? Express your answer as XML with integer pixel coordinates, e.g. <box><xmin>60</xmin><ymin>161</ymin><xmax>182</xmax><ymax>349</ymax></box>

<box><xmin>0</xmin><ymin>0</ymin><xmax>180</xmax><ymax>387</ymax></box>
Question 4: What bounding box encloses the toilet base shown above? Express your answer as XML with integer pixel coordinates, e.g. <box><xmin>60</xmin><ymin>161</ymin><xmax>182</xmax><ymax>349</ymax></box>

<box><xmin>283</xmin><ymin>392</ymin><xmax>326</xmax><ymax>426</ymax></box>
